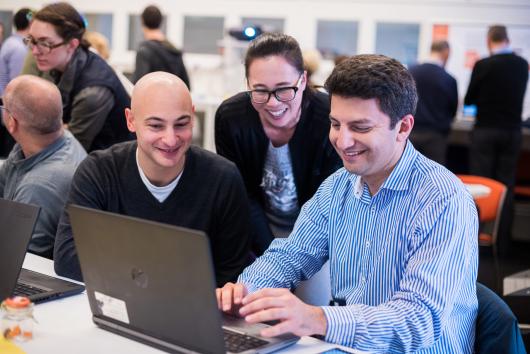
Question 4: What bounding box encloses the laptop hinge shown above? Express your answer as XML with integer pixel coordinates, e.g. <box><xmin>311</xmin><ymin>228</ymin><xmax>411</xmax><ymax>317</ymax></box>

<box><xmin>93</xmin><ymin>316</ymin><xmax>201</xmax><ymax>354</ymax></box>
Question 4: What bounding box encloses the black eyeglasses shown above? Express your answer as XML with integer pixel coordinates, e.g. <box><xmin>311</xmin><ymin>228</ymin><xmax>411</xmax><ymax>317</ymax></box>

<box><xmin>247</xmin><ymin>74</ymin><xmax>304</xmax><ymax>104</ymax></box>
<box><xmin>23</xmin><ymin>36</ymin><xmax>66</xmax><ymax>54</ymax></box>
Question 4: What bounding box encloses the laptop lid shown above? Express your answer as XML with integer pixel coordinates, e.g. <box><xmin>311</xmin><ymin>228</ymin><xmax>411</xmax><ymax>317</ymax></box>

<box><xmin>0</xmin><ymin>198</ymin><xmax>85</xmax><ymax>303</ymax></box>
<box><xmin>69</xmin><ymin>204</ymin><xmax>299</xmax><ymax>354</ymax></box>
<box><xmin>0</xmin><ymin>198</ymin><xmax>40</xmax><ymax>301</ymax></box>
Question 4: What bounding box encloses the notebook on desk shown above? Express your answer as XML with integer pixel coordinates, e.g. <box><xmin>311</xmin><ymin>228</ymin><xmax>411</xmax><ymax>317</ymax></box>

<box><xmin>69</xmin><ymin>204</ymin><xmax>299</xmax><ymax>354</ymax></box>
<box><xmin>0</xmin><ymin>198</ymin><xmax>85</xmax><ymax>303</ymax></box>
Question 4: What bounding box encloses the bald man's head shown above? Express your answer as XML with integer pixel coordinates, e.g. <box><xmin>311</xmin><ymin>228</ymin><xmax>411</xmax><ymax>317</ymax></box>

<box><xmin>4</xmin><ymin>75</ymin><xmax>63</xmax><ymax>135</ymax></box>
<box><xmin>125</xmin><ymin>72</ymin><xmax>195</xmax><ymax>186</ymax></box>
<box><xmin>131</xmin><ymin>71</ymin><xmax>192</xmax><ymax>115</ymax></box>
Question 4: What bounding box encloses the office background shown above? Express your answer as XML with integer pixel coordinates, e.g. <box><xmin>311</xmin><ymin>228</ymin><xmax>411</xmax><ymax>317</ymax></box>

<box><xmin>1</xmin><ymin>0</ymin><xmax>529</xmax><ymax>115</ymax></box>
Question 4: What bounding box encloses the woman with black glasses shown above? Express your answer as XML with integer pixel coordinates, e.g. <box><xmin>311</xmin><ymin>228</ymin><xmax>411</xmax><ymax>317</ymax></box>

<box><xmin>25</xmin><ymin>2</ymin><xmax>131</xmax><ymax>152</ymax></box>
<box><xmin>215</xmin><ymin>33</ymin><xmax>341</xmax><ymax>256</ymax></box>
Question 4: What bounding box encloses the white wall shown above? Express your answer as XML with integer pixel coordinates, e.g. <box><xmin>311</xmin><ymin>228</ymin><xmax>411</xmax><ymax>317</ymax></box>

<box><xmin>2</xmin><ymin>0</ymin><xmax>530</xmax><ymax>98</ymax></box>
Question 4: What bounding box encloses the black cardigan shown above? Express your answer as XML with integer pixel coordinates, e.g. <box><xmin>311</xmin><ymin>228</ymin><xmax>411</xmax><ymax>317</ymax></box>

<box><xmin>215</xmin><ymin>90</ymin><xmax>341</xmax><ymax>252</ymax></box>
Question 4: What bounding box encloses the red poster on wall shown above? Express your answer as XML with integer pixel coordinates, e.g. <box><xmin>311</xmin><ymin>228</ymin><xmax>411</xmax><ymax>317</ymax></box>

<box><xmin>432</xmin><ymin>24</ymin><xmax>449</xmax><ymax>41</ymax></box>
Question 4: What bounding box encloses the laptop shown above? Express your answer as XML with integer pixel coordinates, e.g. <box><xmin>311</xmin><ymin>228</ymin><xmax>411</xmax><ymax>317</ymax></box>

<box><xmin>69</xmin><ymin>204</ymin><xmax>300</xmax><ymax>354</ymax></box>
<box><xmin>0</xmin><ymin>198</ymin><xmax>85</xmax><ymax>303</ymax></box>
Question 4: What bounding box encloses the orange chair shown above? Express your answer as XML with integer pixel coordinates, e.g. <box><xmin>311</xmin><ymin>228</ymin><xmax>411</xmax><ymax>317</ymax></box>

<box><xmin>457</xmin><ymin>175</ymin><xmax>507</xmax><ymax>255</ymax></box>
<box><xmin>459</xmin><ymin>175</ymin><xmax>507</xmax><ymax>291</ymax></box>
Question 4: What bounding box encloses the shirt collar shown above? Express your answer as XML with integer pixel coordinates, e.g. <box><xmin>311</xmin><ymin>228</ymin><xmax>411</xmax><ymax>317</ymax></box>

<box><xmin>9</xmin><ymin>132</ymin><xmax>67</xmax><ymax>170</ymax></box>
<box><xmin>424</xmin><ymin>57</ymin><xmax>444</xmax><ymax>67</ymax></box>
<box><xmin>349</xmin><ymin>141</ymin><xmax>417</xmax><ymax>199</ymax></box>
<box><xmin>379</xmin><ymin>140</ymin><xmax>417</xmax><ymax>192</ymax></box>
<box><xmin>491</xmin><ymin>45</ymin><xmax>513</xmax><ymax>55</ymax></box>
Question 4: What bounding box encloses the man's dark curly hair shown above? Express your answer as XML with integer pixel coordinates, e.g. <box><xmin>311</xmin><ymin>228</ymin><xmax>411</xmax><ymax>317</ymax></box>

<box><xmin>325</xmin><ymin>54</ymin><xmax>417</xmax><ymax>129</ymax></box>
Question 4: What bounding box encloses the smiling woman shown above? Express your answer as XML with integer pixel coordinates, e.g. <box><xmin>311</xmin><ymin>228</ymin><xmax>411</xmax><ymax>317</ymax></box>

<box><xmin>26</xmin><ymin>2</ymin><xmax>131</xmax><ymax>152</ymax></box>
<box><xmin>215</xmin><ymin>32</ymin><xmax>342</xmax><ymax>255</ymax></box>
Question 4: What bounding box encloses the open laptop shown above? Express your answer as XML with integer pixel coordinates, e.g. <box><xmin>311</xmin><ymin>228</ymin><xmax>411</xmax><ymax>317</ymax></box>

<box><xmin>0</xmin><ymin>198</ymin><xmax>85</xmax><ymax>303</ymax></box>
<box><xmin>69</xmin><ymin>204</ymin><xmax>300</xmax><ymax>354</ymax></box>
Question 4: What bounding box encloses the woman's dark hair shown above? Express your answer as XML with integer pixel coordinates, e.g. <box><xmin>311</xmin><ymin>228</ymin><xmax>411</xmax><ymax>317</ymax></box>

<box><xmin>244</xmin><ymin>32</ymin><xmax>314</xmax><ymax>103</ymax></box>
<box><xmin>34</xmin><ymin>2</ymin><xmax>90</xmax><ymax>49</ymax></box>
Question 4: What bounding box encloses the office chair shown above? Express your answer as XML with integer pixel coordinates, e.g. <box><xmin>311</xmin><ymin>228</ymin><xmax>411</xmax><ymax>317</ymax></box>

<box><xmin>457</xmin><ymin>175</ymin><xmax>507</xmax><ymax>256</ymax></box>
<box><xmin>475</xmin><ymin>282</ymin><xmax>527</xmax><ymax>354</ymax></box>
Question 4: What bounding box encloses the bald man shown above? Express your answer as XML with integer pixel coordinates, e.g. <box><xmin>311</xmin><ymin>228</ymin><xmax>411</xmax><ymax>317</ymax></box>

<box><xmin>0</xmin><ymin>75</ymin><xmax>87</xmax><ymax>258</ymax></box>
<box><xmin>54</xmin><ymin>72</ymin><xmax>250</xmax><ymax>284</ymax></box>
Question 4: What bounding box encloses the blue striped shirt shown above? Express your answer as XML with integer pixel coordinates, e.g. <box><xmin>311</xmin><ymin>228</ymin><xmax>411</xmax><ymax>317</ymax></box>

<box><xmin>239</xmin><ymin>142</ymin><xmax>478</xmax><ymax>353</ymax></box>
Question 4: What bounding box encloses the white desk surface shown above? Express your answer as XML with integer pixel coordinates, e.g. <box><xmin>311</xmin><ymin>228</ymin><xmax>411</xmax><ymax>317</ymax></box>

<box><xmin>18</xmin><ymin>253</ymin><xmax>363</xmax><ymax>354</ymax></box>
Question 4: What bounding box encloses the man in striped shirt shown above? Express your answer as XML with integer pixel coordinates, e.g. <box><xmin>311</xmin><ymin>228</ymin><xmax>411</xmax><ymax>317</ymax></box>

<box><xmin>217</xmin><ymin>54</ymin><xmax>478</xmax><ymax>353</ymax></box>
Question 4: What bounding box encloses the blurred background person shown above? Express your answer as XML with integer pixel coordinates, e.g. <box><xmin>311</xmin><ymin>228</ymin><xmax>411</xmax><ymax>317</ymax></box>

<box><xmin>464</xmin><ymin>24</ymin><xmax>528</xmax><ymax>256</ymax></box>
<box><xmin>26</xmin><ymin>2</ymin><xmax>131</xmax><ymax>152</ymax></box>
<box><xmin>409</xmin><ymin>40</ymin><xmax>458</xmax><ymax>165</ymax></box>
<box><xmin>132</xmin><ymin>5</ymin><xmax>190</xmax><ymax>88</ymax></box>
<box><xmin>0</xmin><ymin>8</ymin><xmax>32</xmax><ymax>96</ymax></box>
<box><xmin>302</xmin><ymin>48</ymin><xmax>322</xmax><ymax>89</ymax></box>
<box><xmin>84</xmin><ymin>30</ymin><xmax>109</xmax><ymax>60</ymax></box>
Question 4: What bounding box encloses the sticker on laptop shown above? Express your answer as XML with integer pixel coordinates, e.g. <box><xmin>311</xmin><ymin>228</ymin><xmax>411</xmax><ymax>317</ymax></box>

<box><xmin>94</xmin><ymin>291</ymin><xmax>130</xmax><ymax>324</ymax></box>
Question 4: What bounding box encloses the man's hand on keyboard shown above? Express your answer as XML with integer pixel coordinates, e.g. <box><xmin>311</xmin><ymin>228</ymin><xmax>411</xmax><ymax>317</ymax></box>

<box><xmin>238</xmin><ymin>288</ymin><xmax>327</xmax><ymax>338</ymax></box>
<box><xmin>216</xmin><ymin>282</ymin><xmax>248</xmax><ymax>316</ymax></box>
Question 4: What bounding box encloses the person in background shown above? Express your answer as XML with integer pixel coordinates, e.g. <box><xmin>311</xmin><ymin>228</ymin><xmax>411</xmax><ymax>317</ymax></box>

<box><xmin>0</xmin><ymin>8</ymin><xmax>33</xmax><ymax>96</ymax></box>
<box><xmin>217</xmin><ymin>54</ymin><xmax>478</xmax><ymax>353</ymax></box>
<box><xmin>464</xmin><ymin>24</ymin><xmax>529</xmax><ymax>255</ymax></box>
<box><xmin>215</xmin><ymin>33</ymin><xmax>341</xmax><ymax>256</ymax></box>
<box><xmin>54</xmin><ymin>72</ymin><xmax>250</xmax><ymax>286</ymax></box>
<box><xmin>84</xmin><ymin>30</ymin><xmax>109</xmax><ymax>60</ymax></box>
<box><xmin>409</xmin><ymin>40</ymin><xmax>458</xmax><ymax>165</ymax></box>
<box><xmin>26</xmin><ymin>2</ymin><xmax>131</xmax><ymax>152</ymax></box>
<box><xmin>302</xmin><ymin>48</ymin><xmax>322</xmax><ymax>89</ymax></box>
<box><xmin>132</xmin><ymin>5</ymin><xmax>189</xmax><ymax>89</ymax></box>
<box><xmin>0</xmin><ymin>75</ymin><xmax>86</xmax><ymax>259</ymax></box>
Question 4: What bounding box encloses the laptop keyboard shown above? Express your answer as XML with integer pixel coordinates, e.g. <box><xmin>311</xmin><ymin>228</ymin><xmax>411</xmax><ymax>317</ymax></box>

<box><xmin>13</xmin><ymin>282</ymin><xmax>47</xmax><ymax>297</ymax></box>
<box><xmin>223</xmin><ymin>328</ymin><xmax>268</xmax><ymax>353</ymax></box>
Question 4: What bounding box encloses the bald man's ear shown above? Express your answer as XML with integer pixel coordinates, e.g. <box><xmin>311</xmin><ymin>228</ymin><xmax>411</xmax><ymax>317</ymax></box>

<box><xmin>4</xmin><ymin>112</ymin><xmax>17</xmax><ymax>135</ymax></box>
<box><xmin>125</xmin><ymin>108</ymin><xmax>136</xmax><ymax>133</ymax></box>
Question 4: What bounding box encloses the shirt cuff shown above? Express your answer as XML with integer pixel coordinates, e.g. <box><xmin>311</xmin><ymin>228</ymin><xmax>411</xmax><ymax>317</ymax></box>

<box><xmin>321</xmin><ymin>305</ymin><xmax>357</xmax><ymax>345</ymax></box>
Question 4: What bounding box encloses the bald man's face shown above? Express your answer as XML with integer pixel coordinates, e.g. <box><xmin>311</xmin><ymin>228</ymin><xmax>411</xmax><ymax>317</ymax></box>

<box><xmin>125</xmin><ymin>82</ymin><xmax>194</xmax><ymax>185</ymax></box>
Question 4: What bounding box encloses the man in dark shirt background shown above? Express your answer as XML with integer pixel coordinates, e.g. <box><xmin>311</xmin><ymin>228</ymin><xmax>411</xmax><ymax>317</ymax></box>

<box><xmin>465</xmin><ymin>24</ymin><xmax>529</xmax><ymax>255</ymax></box>
<box><xmin>409</xmin><ymin>40</ymin><xmax>458</xmax><ymax>166</ymax></box>
<box><xmin>132</xmin><ymin>5</ymin><xmax>190</xmax><ymax>89</ymax></box>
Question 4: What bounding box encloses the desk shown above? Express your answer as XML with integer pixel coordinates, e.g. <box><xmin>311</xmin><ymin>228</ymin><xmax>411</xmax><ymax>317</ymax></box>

<box><xmin>449</xmin><ymin>119</ymin><xmax>530</xmax><ymax>152</ymax></box>
<box><xmin>17</xmin><ymin>254</ymin><xmax>364</xmax><ymax>354</ymax></box>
